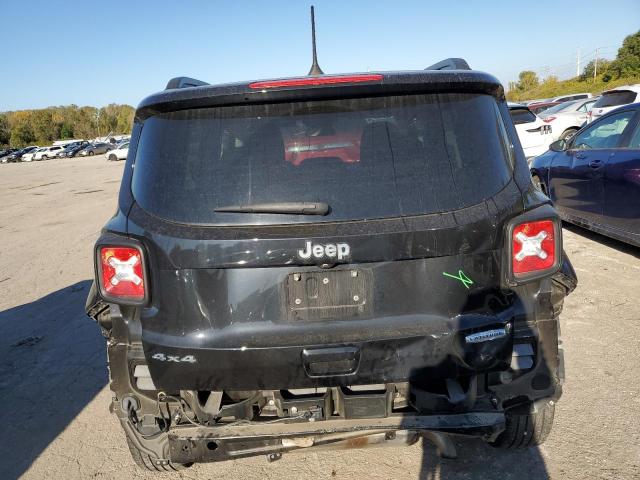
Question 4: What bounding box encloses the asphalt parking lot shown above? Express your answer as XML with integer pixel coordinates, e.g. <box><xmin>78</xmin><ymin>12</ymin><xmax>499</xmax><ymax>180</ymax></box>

<box><xmin>0</xmin><ymin>155</ymin><xmax>639</xmax><ymax>480</ymax></box>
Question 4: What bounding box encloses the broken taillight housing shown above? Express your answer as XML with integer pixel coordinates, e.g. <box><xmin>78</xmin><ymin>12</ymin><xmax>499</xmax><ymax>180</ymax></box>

<box><xmin>97</xmin><ymin>246</ymin><xmax>146</xmax><ymax>303</ymax></box>
<box><xmin>512</xmin><ymin>220</ymin><xmax>558</xmax><ymax>278</ymax></box>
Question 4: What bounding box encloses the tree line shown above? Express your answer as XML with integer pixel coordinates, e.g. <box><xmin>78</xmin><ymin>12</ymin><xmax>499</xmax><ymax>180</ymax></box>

<box><xmin>0</xmin><ymin>103</ymin><xmax>134</xmax><ymax>148</ymax></box>
<box><xmin>508</xmin><ymin>30</ymin><xmax>640</xmax><ymax>101</ymax></box>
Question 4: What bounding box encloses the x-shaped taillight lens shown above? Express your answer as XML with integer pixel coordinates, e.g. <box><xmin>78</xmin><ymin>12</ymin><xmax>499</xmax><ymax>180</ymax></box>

<box><xmin>512</xmin><ymin>220</ymin><xmax>556</xmax><ymax>277</ymax></box>
<box><xmin>99</xmin><ymin>246</ymin><xmax>145</xmax><ymax>301</ymax></box>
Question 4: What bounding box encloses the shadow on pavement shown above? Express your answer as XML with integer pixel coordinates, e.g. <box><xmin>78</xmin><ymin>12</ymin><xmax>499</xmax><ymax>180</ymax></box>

<box><xmin>418</xmin><ymin>436</ymin><xmax>549</xmax><ymax>479</ymax></box>
<box><xmin>0</xmin><ymin>280</ymin><xmax>107</xmax><ymax>480</ymax></box>
<box><xmin>562</xmin><ymin>222</ymin><xmax>639</xmax><ymax>258</ymax></box>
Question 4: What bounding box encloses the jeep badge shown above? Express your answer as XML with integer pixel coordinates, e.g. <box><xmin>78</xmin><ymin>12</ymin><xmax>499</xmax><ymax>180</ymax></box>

<box><xmin>297</xmin><ymin>241</ymin><xmax>350</xmax><ymax>261</ymax></box>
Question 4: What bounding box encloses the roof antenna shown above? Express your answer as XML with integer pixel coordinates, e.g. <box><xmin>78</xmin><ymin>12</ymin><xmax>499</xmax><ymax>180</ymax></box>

<box><xmin>307</xmin><ymin>6</ymin><xmax>324</xmax><ymax>76</ymax></box>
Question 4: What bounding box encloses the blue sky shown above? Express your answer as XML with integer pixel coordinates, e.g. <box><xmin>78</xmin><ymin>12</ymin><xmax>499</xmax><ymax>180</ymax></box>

<box><xmin>1</xmin><ymin>0</ymin><xmax>638</xmax><ymax>111</ymax></box>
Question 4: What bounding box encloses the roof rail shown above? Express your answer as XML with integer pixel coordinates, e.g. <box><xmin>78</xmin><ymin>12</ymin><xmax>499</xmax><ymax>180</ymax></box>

<box><xmin>425</xmin><ymin>58</ymin><xmax>471</xmax><ymax>71</ymax></box>
<box><xmin>165</xmin><ymin>77</ymin><xmax>209</xmax><ymax>90</ymax></box>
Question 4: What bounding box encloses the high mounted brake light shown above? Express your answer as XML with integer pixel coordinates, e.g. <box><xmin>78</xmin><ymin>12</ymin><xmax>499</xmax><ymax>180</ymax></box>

<box><xmin>249</xmin><ymin>74</ymin><xmax>383</xmax><ymax>90</ymax></box>
<box><xmin>511</xmin><ymin>220</ymin><xmax>558</xmax><ymax>279</ymax></box>
<box><xmin>97</xmin><ymin>246</ymin><xmax>147</xmax><ymax>304</ymax></box>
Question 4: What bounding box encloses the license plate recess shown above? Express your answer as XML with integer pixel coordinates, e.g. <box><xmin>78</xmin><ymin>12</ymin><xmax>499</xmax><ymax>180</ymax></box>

<box><xmin>287</xmin><ymin>269</ymin><xmax>372</xmax><ymax>321</ymax></box>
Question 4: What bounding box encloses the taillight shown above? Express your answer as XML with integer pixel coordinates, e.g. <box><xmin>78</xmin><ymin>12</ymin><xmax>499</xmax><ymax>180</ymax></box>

<box><xmin>97</xmin><ymin>246</ymin><xmax>146</xmax><ymax>303</ymax></box>
<box><xmin>249</xmin><ymin>74</ymin><xmax>383</xmax><ymax>89</ymax></box>
<box><xmin>543</xmin><ymin>116</ymin><xmax>556</xmax><ymax>123</ymax></box>
<box><xmin>512</xmin><ymin>220</ymin><xmax>557</xmax><ymax>278</ymax></box>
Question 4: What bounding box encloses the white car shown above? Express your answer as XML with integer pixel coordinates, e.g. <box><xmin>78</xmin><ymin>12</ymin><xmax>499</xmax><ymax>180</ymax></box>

<box><xmin>106</xmin><ymin>142</ymin><xmax>129</xmax><ymax>161</ymax></box>
<box><xmin>508</xmin><ymin>103</ymin><xmax>554</xmax><ymax>160</ymax></box>
<box><xmin>22</xmin><ymin>147</ymin><xmax>46</xmax><ymax>162</ymax></box>
<box><xmin>538</xmin><ymin>98</ymin><xmax>598</xmax><ymax>141</ymax></box>
<box><xmin>589</xmin><ymin>84</ymin><xmax>640</xmax><ymax>123</ymax></box>
<box><xmin>33</xmin><ymin>145</ymin><xmax>65</xmax><ymax>160</ymax></box>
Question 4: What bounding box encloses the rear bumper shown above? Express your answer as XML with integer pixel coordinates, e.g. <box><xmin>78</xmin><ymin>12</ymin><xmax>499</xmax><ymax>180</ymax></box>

<box><xmin>166</xmin><ymin>412</ymin><xmax>505</xmax><ymax>464</ymax></box>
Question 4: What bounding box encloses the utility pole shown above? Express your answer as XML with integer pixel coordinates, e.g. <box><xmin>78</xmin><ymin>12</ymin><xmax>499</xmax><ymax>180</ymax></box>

<box><xmin>576</xmin><ymin>48</ymin><xmax>581</xmax><ymax>78</ymax></box>
<box><xmin>593</xmin><ymin>47</ymin><xmax>599</xmax><ymax>81</ymax></box>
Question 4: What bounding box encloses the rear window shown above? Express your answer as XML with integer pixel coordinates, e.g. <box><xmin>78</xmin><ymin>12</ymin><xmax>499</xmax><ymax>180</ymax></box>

<box><xmin>132</xmin><ymin>93</ymin><xmax>513</xmax><ymax>225</ymax></box>
<box><xmin>510</xmin><ymin>108</ymin><xmax>537</xmax><ymax>124</ymax></box>
<box><xmin>594</xmin><ymin>90</ymin><xmax>638</xmax><ymax>108</ymax></box>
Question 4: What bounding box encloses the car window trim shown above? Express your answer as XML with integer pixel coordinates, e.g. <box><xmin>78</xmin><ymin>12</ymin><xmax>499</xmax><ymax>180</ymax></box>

<box><xmin>568</xmin><ymin>110</ymin><xmax>637</xmax><ymax>151</ymax></box>
<box><xmin>617</xmin><ymin>110</ymin><xmax>640</xmax><ymax>149</ymax></box>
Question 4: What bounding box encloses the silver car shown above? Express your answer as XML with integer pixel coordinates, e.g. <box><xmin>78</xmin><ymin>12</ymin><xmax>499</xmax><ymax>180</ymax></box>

<box><xmin>538</xmin><ymin>98</ymin><xmax>598</xmax><ymax>140</ymax></box>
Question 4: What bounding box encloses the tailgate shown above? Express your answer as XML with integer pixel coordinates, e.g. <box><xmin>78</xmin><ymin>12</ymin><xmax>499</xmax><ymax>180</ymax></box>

<box><xmin>128</xmin><ymin>182</ymin><xmax>524</xmax><ymax>391</ymax></box>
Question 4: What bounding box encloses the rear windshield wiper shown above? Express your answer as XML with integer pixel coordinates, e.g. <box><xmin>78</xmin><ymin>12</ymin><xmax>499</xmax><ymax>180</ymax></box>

<box><xmin>214</xmin><ymin>202</ymin><xmax>330</xmax><ymax>215</ymax></box>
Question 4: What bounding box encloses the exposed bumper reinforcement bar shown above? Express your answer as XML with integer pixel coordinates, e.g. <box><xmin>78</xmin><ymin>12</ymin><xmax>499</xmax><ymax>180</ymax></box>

<box><xmin>168</xmin><ymin>412</ymin><xmax>505</xmax><ymax>463</ymax></box>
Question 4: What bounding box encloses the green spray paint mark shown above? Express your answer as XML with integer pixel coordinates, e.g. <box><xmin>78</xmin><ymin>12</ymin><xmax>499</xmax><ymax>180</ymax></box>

<box><xmin>442</xmin><ymin>270</ymin><xmax>474</xmax><ymax>289</ymax></box>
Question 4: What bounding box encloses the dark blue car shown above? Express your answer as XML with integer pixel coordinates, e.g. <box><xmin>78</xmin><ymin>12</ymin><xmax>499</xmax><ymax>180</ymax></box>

<box><xmin>530</xmin><ymin>103</ymin><xmax>640</xmax><ymax>247</ymax></box>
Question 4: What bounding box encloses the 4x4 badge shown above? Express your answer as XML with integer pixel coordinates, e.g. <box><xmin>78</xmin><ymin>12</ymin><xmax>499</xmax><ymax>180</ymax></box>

<box><xmin>442</xmin><ymin>270</ymin><xmax>474</xmax><ymax>289</ymax></box>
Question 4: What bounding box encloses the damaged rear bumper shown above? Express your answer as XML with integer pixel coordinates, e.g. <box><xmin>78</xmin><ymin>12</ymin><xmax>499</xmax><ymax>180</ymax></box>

<box><xmin>166</xmin><ymin>412</ymin><xmax>505</xmax><ymax>464</ymax></box>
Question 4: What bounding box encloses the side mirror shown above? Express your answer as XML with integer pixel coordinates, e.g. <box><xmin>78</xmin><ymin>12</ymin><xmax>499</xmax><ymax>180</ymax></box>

<box><xmin>549</xmin><ymin>139</ymin><xmax>567</xmax><ymax>152</ymax></box>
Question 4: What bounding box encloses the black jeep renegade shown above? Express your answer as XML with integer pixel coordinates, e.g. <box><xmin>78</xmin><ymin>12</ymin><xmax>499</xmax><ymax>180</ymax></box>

<box><xmin>86</xmin><ymin>58</ymin><xmax>577</xmax><ymax>470</ymax></box>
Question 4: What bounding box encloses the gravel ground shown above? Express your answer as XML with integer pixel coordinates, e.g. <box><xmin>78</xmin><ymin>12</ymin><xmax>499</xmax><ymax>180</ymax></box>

<box><xmin>0</xmin><ymin>156</ymin><xmax>639</xmax><ymax>480</ymax></box>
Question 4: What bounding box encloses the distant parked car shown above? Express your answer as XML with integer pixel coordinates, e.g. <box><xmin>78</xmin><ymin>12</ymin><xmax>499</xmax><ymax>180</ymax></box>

<box><xmin>34</xmin><ymin>145</ymin><xmax>65</xmax><ymax>160</ymax></box>
<box><xmin>22</xmin><ymin>148</ymin><xmax>44</xmax><ymax>162</ymax></box>
<box><xmin>531</xmin><ymin>102</ymin><xmax>640</xmax><ymax>246</ymax></box>
<box><xmin>588</xmin><ymin>85</ymin><xmax>640</xmax><ymax>123</ymax></box>
<box><xmin>538</xmin><ymin>98</ymin><xmax>598</xmax><ymax>140</ymax></box>
<box><xmin>550</xmin><ymin>93</ymin><xmax>592</xmax><ymax>103</ymax></box>
<box><xmin>57</xmin><ymin>141</ymin><xmax>89</xmax><ymax>157</ymax></box>
<box><xmin>79</xmin><ymin>143</ymin><xmax>113</xmax><ymax>156</ymax></box>
<box><xmin>0</xmin><ymin>148</ymin><xmax>19</xmax><ymax>163</ymax></box>
<box><xmin>524</xmin><ymin>98</ymin><xmax>551</xmax><ymax>106</ymax></box>
<box><xmin>528</xmin><ymin>101</ymin><xmax>563</xmax><ymax>115</ymax></box>
<box><xmin>2</xmin><ymin>146</ymin><xmax>39</xmax><ymax>163</ymax></box>
<box><xmin>106</xmin><ymin>142</ymin><xmax>129</xmax><ymax>161</ymax></box>
<box><xmin>63</xmin><ymin>141</ymin><xmax>90</xmax><ymax>157</ymax></box>
<box><xmin>508</xmin><ymin>103</ymin><xmax>554</xmax><ymax>160</ymax></box>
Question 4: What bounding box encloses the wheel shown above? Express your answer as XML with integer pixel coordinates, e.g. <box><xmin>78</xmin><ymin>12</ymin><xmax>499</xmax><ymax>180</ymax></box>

<box><xmin>125</xmin><ymin>436</ymin><xmax>192</xmax><ymax>472</ymax></box>
<box><xmin>560</xmin><ymin>128</ymin><xmax>578</xmax><ymax>140</ymax></box>
<box><xmin>89</xmin><ymin>151</ymin><xmax>95</xmax><ymax>156</ymax></box>
<box><xmin>108</xmin><ymin>154</ymin><xmax>117</xmax><ymax>161</ymax></box>
<box><xmin>41</xmin><ymin>155</ymin><xmax>48</xmax><ymax>160</ymax></box>
<box><xmin>490</xmin><ymin>400</ymin><xmax>555</xmax><ymax>449</ymax></box>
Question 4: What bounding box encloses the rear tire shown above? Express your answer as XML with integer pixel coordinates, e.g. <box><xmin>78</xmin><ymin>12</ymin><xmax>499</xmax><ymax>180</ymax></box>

<box><xmin>108</xmin><ymin>154</ymin><xmax>117</xmax><ymax>161</ymax></box>
<box><xmin>560</xmin><ymin>128</ymin><xmax>578</xmax><ymax>140</ymax></box>
<box><xmin>490</xmin><ymin>400</ymin><xmax>555</xmax><ymax>449</ymax></box>
<box><xmin>125</xmin><ymin>436</ymin><xmax>192</xmax><ymax>472</ymax></box>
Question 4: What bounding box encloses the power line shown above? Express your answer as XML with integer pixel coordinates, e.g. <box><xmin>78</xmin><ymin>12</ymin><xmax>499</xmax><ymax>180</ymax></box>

<box><xmin>508</xmin><ymin>43</ymin><xmax>621</xmax><ymax>89</ymax></box>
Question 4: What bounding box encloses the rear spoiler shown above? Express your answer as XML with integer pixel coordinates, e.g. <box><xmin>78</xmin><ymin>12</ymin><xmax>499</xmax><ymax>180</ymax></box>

<box><xmin>425</xmin><ymin>58</ymin><xmax>471</xmax><ymax>71</ymax></box>
<box><xmin>165</xmin><ymin>76</ymin><xmax>210</xmax><ymax>90</ymax></box>
<box><xmin>166</xmin><ymin>58</ymin><xmax>472</xmax><ymax>90</ymax></box>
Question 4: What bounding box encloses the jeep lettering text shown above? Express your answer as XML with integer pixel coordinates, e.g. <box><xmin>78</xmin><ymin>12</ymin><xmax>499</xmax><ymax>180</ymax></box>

<box><xmin>297</xmin><ymin>241</ymin><xmax>350</xmax><ymax>260</ymax></box>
